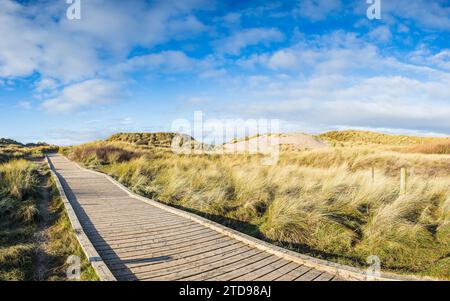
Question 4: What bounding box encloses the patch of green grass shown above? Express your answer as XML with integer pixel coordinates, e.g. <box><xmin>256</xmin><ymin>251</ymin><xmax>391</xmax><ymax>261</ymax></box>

<box><xmin>0</xmin><ymin>244</ymin><xmax>35</xmax><ymax>281</ymax></box>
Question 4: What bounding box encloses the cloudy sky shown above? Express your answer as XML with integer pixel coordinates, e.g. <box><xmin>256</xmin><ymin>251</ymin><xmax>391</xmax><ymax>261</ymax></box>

<box><xmin>1</xmin><ymin>0</ymin><xmax>449</xmax><ymax>145</ymax></box>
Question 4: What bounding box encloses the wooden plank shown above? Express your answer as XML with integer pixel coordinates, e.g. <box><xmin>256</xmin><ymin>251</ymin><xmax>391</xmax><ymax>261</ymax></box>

<box><xmin>137</xmin><ymin>246</ymin><xmax>256</xmax><ymax>280</ymax></box>
<box><xmin>80</xmin><ymin>219</ymin><xmax>192</xmax><ymax>234</ymax></box>
<box><xmin>226</xmin><ymin>259</ymin><xmax>290</xmax><ymax>281</ymax></box>
<box><xmin>77</xmin><ymin>212</ymin><xmax>176</xmax><ymax>221</ymax></box>
<box><xmin>201</xmin><ymin>252</ymin><xmax>273</xmax><ymax>280</ymax></box>
<box><xmin>295</xmin><ymin>269</ymin><xmax>323</xmax><ymax>281</ymax></box>
<box><xmin>254</xmin><ymin>262</ymin><xmax>300</xmax><ymax>281</ymax></box>
<box><xmin>80</xmin><ymin>218</ymin><xmax>185</xmax><ymax>230</ymax></box>
<box><xmin>96</xmin><ymin>231</ymin><xmax>223</xmax><ymax>255</ymax></box>
<box><xmin>86</xmin><ymin>225</ymin><xmax>209</xmax><ymax>249</ymax></box>
<box><xmin>80</xmin><ymin>219</ymin><xmax>189</xmax><ymax>233</ymax></box>
<box><xmin>106</xmin><ymin>237</ymin><xmax>238</xmax><ymax>268</ymax></box>
<box><xmin>85</xmin><ymin>224</ymin><xmax>208</xmax><ymax>246</ymax></box>
<box><xmin>147</xmin><ymin>248</ymin><xmax>264</xmax><ymax>281</ymax></box>
<box><xmin>80</xmin><ymin>217</ymin><xmax>187</xmax><ymax>229</ymax></box>
<box><xmin>313</xmin><ymin>272</ymin><xmax>335</xmax><ymax>281</ymax></box>
<box><xmin>276</xmin><ymin>265</ymin><xmax>311</xmax><ymax>281</ymax></box>
<box><xmin>118</xmin><ymin>244</ymin><xmax>251</xmax><ymax>279</ymax></box>
<box><xmin>105</xmin><ymin>235</ymin><xmax>236</xmax><ymax>264</ymax></box>
<box><xmin>208</xmin><ymin>255</ymin><xmax>280</xmax><ymax>281</ymax></box>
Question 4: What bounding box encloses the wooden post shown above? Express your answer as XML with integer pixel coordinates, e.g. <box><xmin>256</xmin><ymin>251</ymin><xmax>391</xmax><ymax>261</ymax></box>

<box><xmin>371</xmin><ymin>167</ymin><xmax>375</xmax><ymax>183</ymax></box>
<box><xmin>400</xmin><ymin>167</ymin><xmax>408</xmax><ymax>195</ymax></box>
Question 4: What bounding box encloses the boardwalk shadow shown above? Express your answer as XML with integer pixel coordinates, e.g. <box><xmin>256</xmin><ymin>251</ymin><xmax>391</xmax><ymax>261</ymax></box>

<box><xmin>167</xmin><ymin>203</ymin><xmax>365</xmax><ymax>266</ymax></box>
<box><xmin>55</xmin><ymin>172</ymin><xmax>138</xmax><ymax>281</ymax></box>
<box><xmin>168</xmin><ymin>204</ymin><xmax>266</xmax><ymax>240</ymax></box>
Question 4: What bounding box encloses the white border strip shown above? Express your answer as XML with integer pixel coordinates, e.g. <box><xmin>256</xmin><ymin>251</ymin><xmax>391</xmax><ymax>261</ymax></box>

<box><xmin>46</xmin><ymin>155</ymin><xmax>116</xmax><ymax>281</ymax></box>
<box><xmin>60</xmin><ymin>155</ymin><xmax>426</xmax><ymax>281</ymax></box>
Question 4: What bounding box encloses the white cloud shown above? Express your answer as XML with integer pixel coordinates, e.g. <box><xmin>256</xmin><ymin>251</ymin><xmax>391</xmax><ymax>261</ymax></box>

<box><xmin>236</xmin><ymin>31</ymin><xmax>445</xmax><ymax>80</ymax></box>
<box><xmin>121</xmin><ymin>51</ymin><xmax>198</xmax><ymax>73</ymax></box>
<box><xmin>222</xmin><ymin>12</ymin><xmax>241</xmax><ymax>28</ymax></box>
<box><xmin>383</xmin><ymin>0</ymin><xmax>450</xmax><ymax>32</ymax></box>
<box><xmin>59</xmin><ymin>0</ymin><xmax>210</xmax><ymax>51</ymax></box>
<box><xmin>430</xmin><ymin>50</ymin><xmax>450</xmax><ymax>71</ymax></box>
<box><xmin>0</xmin><ymin>0</ymin><xmax>211</xmax><ymax>111</ymax></box>
<box><xmin>295</xmin><ymin>0</ymin><xmax>342</xmax><ymax>21</ymax></box>
<box><xmin>267</xmin><ymin>50</ymin><xmax>299</xmax><ymax>69</ymax></box>
<box><xmin>368</xmin><ymin>26</ymin><xmax>392</xmax><ymax>44</ymax></box>
<box><xmin>36</xmin><ymin>78</ymin><xmax>58</xmax><ymax>92</ymax></box>
<box><xmin>199</xmin><ymin>68</ymin><xmax>227</xmax><ymax>79</ymax></box>
<box><xmin>213</xmin><ymin>31</ymin><xmax>450</xmax><ymax>134</ymax></box>
<box><xmin>18</xmin><ymin>101</ymin><xmax>32</xmax><ymax>110</ymax></box>
<box><xmin>116</xmin><ymin>51</ymin><xmax>224</xmax><ymax>80</ymax></box>
<box><xmin>409</xmin><ymin>47</ymin><xmax>450</xmax><ymax>72</ymax></box>
<box><xmin>41</xmin><ymin>79</ymin><xmax>123</xmax><ymax>113</ymax></box>
<box><xmin>215</xmin><ymin>28</ymin><xmax>284</xmax><ymax>55</ymax></box>
<box><xmin>228</xmin><ymin>73</ymin><xmax>450</xmax><ymax>134</ymax></box>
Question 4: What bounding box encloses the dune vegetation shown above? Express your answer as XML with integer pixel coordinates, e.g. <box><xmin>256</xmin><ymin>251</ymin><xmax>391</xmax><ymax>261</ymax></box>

<box><xmin>320</xmin><ymin>130</ymin><xmax>450</xmax><ymax>146</ymax></box>
<box><xmin>404</xmin><ymin>141</ymin><xmax>450</xmax><ymax>155</ymax></box>
<box><xmin>61</xmin><ymin>131</ymin><xmax>450</xmax><ymax>279</ymax></box>
<box><xmin>0</xmin><ymin>142</ymin><xmax>96</xmax><ymax>281</ymax></box>
<box><xmin>0</xmin><ymin>159</ymin><xmax>40</xmax><ymax>280</ymax></box>
<box><xmin>0</xmin><ymin>140</ymin><xmax>58</xmax><ymax>164</ymax></box>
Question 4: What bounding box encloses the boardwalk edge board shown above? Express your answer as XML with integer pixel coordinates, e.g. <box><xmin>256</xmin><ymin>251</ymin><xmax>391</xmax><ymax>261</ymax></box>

<box><xmin>46</xmin><ymin>156</ymin><xmax>117</xmax><ymax>281</ymax></box>
<box><xmin>56</xmin><ymin>155</ymin><xmax>424</xmax><ymax>281</ymax></box>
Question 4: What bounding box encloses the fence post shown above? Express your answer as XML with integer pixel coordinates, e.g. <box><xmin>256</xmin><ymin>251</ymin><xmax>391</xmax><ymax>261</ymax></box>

<box><xmin>400</xmin><ymin>167</ymin><xmax>408</xmax><ymax>195</ymax></box>
<box><xmin>371</xmin><ymin>167</ymin><xmax>375</xmax><ymax>183</ymax></box>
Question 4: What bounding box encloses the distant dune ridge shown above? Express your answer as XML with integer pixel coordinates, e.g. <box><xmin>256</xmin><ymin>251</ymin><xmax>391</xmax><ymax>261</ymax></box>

<box><xmin>106</xmin><ymin>132</ymin><xmax>329</xmax><ymax>154</ymax></box>
<box><xmin>0</xmin><ymin>138</ymin><xmax>23</xmax><ymax>146</ymax></box>
<box><xmin>108</xmin><ymin>131</ymin><xmax>328</xmax><ymax>148</ymax></box>
<box><xmin>107</xmin><ymin>132</ymin><xmax>185</xmax><ymax>147</ymax></box>
<box><xmin>0</xmin><ymin>138</ymin><xmax>50</xmax><ymax>148</ymax></box>
<box><xmin>2</xmin><ymin>129</ymin><xmax>449</xmax><ymax>154</ymax></box>
<box><xmin>320</xmin><ymin>130</ymin><xmax>450</xmax><ymax>146</ymax></box>
<box><xmin>105</xmin><ymin>130</ymin><xmax>449</xmax><ymax>154</ymax></box>
<box><xmin>219</xmin><ymin>133</ymin><xmax>328</xmax><ymax>154</ymax></box>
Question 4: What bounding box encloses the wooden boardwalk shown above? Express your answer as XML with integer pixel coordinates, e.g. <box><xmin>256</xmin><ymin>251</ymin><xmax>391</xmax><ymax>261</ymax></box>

<box><xmin>48</xmin><ymin>154</ymin><xmax>346</xmax><ymax>281</ymax></box>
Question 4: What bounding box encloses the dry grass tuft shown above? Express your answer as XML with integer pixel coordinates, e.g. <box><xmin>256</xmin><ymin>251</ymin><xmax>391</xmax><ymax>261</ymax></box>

<box><xmin>0</xmin><ymin>160</ymin><xmax>40</xmax><ymax>280</ymax></box>
<box><xmin>320</xmin><ymin>130</ymin><xmax>449</xmax><ymax>146</ymax></box>
<box><xmin>405</xmin><ymin>141</ymin><xmax>450</xmax><ymax>155</ymax></box>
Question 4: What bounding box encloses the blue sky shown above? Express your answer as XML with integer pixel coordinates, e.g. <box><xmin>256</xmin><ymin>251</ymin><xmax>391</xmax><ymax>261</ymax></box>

<box><xmin>1</xmin><ymin>0</ymin><xmax>450</xmax><ymax>145</ymax></box>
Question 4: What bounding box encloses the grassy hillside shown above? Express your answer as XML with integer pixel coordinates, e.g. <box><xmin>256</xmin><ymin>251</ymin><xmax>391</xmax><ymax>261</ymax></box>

<box><xmin>62</xmin><ymin>135</ymin><xmax>450</xmax><ymax>279</ymax></box>
<box><xmin>0</xmin><ymin>139</ymin><xmax>58</xmax><ymax>163</ymax></box>
<box><xmin>107</xmin><ymin>132</ymin><xmax>188</xmax><ymax>147</ymax></box>
<box><xmin>320</xmin><ymin>130</ymin><xmax>449</xmax><ymax>146</ymax></box>
<box><xmin>0</xmin><ymin>138</ymin><xmax>23</xmax><ymax>146</ymax></box>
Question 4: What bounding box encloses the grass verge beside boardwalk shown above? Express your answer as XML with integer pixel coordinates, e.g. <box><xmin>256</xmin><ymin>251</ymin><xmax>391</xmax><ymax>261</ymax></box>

<box><xmin>0</xmin><ymin>158</ymin><xmax>98</xmax><ymax>281</ymax></box>
<box><xmin>46</xmin><ymin>176</ymin><xmax>99</xmax><ymax>281</ymax></box>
